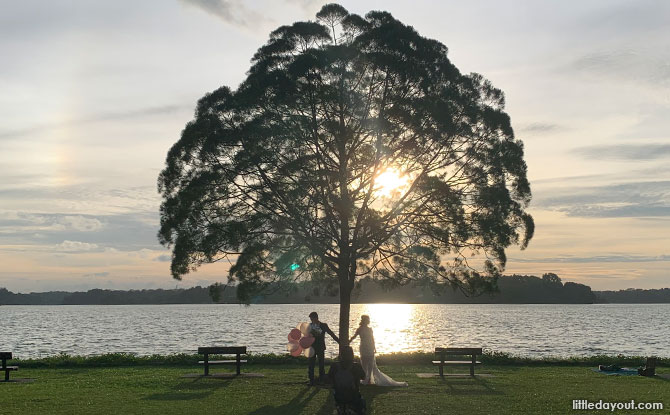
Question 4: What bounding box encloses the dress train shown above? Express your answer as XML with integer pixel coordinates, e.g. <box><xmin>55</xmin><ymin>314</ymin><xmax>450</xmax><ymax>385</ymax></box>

<box><xmin>360</xmin><ymin>353</ymin><xmax>408</xmax><ymax>387</ymax></box>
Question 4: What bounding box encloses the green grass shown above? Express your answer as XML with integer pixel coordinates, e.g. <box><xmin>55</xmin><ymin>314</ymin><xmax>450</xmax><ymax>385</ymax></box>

<box><xmin>1</xmin><ymin>362</ymin><xmax>668</xmax><ymax>414</ymax></box>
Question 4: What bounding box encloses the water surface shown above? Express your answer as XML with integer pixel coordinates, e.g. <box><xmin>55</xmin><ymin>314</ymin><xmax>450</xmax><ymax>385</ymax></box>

<box><xmin>2</xmin><ymin>303</ymin><xmax>668</xmax><ymax>358</ymax></box>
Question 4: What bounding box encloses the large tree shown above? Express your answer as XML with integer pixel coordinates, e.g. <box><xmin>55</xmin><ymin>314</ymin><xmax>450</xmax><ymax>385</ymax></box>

<box><xmin>158</xmin><ymin>4</ymin><xmax>534</xmax><ymax>346</ymax></box>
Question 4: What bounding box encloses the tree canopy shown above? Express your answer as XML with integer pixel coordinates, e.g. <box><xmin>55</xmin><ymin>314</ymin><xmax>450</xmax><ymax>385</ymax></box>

<box><xmin>158</xmin><ymin>3</ymin><xmax>534</xmax><ymax>342</ymax></box>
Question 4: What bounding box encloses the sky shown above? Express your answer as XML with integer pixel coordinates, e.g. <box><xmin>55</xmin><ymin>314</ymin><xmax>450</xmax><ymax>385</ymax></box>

<box><xmin>1</xmin><ymin>0</ymin><xmax>668</xmax><ymax>293</ymax></box>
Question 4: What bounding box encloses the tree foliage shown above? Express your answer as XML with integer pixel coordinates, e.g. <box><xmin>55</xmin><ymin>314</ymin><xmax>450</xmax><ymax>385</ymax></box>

<box><xmin>158</xmin><ymin>4</ymin><xmax>534</xmax><ymax>340</ymax></box>
<box><xmin>542</xmin><ymin>272</ymin><xmax>562</xmax><ymax>285</ymax></box>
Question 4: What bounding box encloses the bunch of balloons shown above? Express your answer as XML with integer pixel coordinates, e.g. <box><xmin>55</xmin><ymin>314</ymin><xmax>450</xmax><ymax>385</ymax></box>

<box><xmin>286</xmin><ymin>322</ymin><xmax>315</xmax><ymax>358</ymax></box>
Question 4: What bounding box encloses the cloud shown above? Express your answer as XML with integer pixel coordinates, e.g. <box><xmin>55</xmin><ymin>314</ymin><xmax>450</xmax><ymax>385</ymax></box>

<box><xmin>83</xmin><ymin>272</ymin><xmax>110</xmax><ymax>278</ymax></box>
<box><xmin>285</xmin><ymin>0</ymin><xmax>325</xmax><ymax>15</ymax></box>
<box><xmin>510</xmin><ymin>254</ymin><xmax>670</xmax><ymax>263</ymax></box>
<box><xmin>572</xmin><ymin>144</ymin><xmax>670</xmax><ymax>161</ymax></box>
<box><xmin>0</xmin><ymin>105</ymin><xmax>185</xmax><ymax>141</ymax></box>
<box><xmin>0</xmin><ymin>209</ymin><xmax>162</xmax><ymax>251</ymax></box>
<box><xmin>534</xmin><ymin>180</ymin><xmax>670</xmax><ymax>218</ymax></box>
<box><xmin>130</xmin><ymin>249</ymin><xmax>156</xmax><ymax>259</ymax></box>
<box><xmin>0</xmin><ymin>213</ymin><xmax>103</xmax><ymax>235</ymax></box>
<box><xmin>55</xmin><ymin>240</ymin><xmax>100</xmax><ymax>252</ymax></box>
<box><xmin>0</xmin><ymin>183</ymin><xmax>159</xmax><ymax>219</ymax></box>
<box><xmin>562</xmin><ymin>205</ymin><xmax>670</xmax><ymax>218</ymax></box>
<box><xmin>569</xmin><ymin>49</ymin><xmax>670</xmax><ymax>87</ymax></box>
<box><xmin>577</xmin><ymin>1</ymin><xmax>670</xmax><ymax>35</ymax></box>
<box><xmin>517</xmin><ymin>122</ymin><xmax>562</xmax><ymax>134</ymax></box>
<box><xmin>59</xmin><ymin>216</ymin><xmax>104</xmax><ymax>232</ymax></box>
<box><xmin>612</xmin><ymin>109</ymin><xmax>670</xmax><ymax>141</ymax></box>
<box><xmin>154</xmin><ymin>254</ymin><xmax>171</xmax><ymax>262</ymax></box>
<box><xmin>179</xmin><ymin>0</ymin><xmax>269</xmax><ymax>27</ymax></box>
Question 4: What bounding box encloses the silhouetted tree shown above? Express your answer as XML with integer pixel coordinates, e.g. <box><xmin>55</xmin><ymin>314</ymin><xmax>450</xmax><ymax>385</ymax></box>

<box><xmin>542</xmin><ymin>272</ymin><xmax>562</xmax><ymax>285</ymax></box>
<box><xmin>563</xmin><ymin>282</ymin><xmax>596</xmax><ymax>303</ymax></box>
<box><xmin>208</xmin><ymin>282</ymin><xmax>225</xmax><ymax>303</ymax></box>
<box><xmin>158</xmin><ymin>4</ymin><xmax>534</xmax><ymax>344</ymax></box>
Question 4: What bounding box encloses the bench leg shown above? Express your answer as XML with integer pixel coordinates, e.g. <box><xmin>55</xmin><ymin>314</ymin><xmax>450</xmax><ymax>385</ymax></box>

<box><xmin>204</xmin><ymin>354</ymin><xmax>209</xmax><ymax>376</ymax></box>
<box><xmin>1</xmin><ymin>360</ymin><xmax>7</xmax><ymax>382</ymax></box>
<box><xmin>470</xmin><ymin>355</ymin><xmax>476</xmax><ymax>376</ymax></box>
<box><xmin>439</xmin><ymin>364</ymin><xmax>443</xmax><ymax>377</ymax></box>
<box><xmin>236</xmin><ymin>355</ymin><xmax>241</xmax><ymax>376</ymax></box>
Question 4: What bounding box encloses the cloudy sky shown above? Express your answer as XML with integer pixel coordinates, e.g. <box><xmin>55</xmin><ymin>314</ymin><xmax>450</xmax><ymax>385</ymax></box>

<box><xmin>1</xmin><ymin>0</ymin><xmax>668</xmax><ymax>293</ymax></box>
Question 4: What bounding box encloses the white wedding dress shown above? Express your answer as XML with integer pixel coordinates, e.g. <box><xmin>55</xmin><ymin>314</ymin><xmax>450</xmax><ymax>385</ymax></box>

<box><xmin>357</xmin><ymin>326</ymin><xmax>408</xmax><ymax>387</ymax></box>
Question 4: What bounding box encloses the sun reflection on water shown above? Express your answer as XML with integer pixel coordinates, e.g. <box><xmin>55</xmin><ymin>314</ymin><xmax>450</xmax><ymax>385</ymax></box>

<box><xmin>350</xmin><ymin>304</ymin><xmax>419</xmax><ymax>355</ymax></box>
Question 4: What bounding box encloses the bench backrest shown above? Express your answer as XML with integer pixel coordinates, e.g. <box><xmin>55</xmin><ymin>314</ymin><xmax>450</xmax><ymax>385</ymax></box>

<box><xmin>435</xmin><ymin>347</ymin><xmax>482</xmax><ymax>356</ymax></box>
<box><xmin>198</xmin><ymin>346</ymin><xmax>246</xmax><ymax>355</ymax></box>
<box><xmin>0</xmin><ymin>352</ymin><xmax>12</xmax><ymax>360</ymax></box>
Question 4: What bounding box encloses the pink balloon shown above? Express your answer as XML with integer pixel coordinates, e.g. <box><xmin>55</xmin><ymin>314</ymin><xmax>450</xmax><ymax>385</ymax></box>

<box><xmin>286</xmin><ymin>342</ymin><xmax>299</xmax><ymax>353</ymax></box>
<box><xmin>298</xmin><ymin>322</ymin><xmax>310</xmax><ymax>335</ymax></box>
<box><xmin>290</xmin><ymin>345</ymin><xmax>304</xmax><ymax>357</ymax></box>
<box><xmin>299</xmin><ymin>335</ymin><xmax>315</xmax><ymax>349</ymax></box>
<box><xmin>303</xmin><ymin>346</ymin><xmax>315</xmax><ymax>358</ymax></box>
<box><xmin>288</xmin><ymin>328</ymin><xmax>302</xmax><ymax>341</ymax></box>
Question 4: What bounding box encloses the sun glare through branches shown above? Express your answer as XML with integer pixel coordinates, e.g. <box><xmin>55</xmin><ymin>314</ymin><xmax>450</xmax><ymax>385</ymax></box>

<box><xmin>374</xmin><ymin>168</ymin><xmax>410</xmax><ymax>198</ymax></box>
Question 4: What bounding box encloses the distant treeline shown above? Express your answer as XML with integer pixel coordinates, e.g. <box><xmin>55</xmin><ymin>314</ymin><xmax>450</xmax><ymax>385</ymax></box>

<box><xmin>2</xmin><ymin>275</ymin><xmax>667</xmax><ymax>305</ymax></box>
<box><xmin>0</xmin><ymin>287</ymin><xmax>213</xmax><ymax>305</ymax></box>
<box><xmin>594</xmin><ymin>288</ymin><xmax>670</xmax><ymax>304</ymax></box>
<box><xmin>0</xmin><ymin>273</ymin><xmax>629</xmax><ymax>305</ymax></box>
<box><xmin>350</xmin><ymin>273</ymin><xmax>597</xmax><ymax>304</ymax></box>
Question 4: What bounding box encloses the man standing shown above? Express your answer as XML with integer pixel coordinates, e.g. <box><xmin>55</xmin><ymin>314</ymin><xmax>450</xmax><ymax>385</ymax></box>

<box><xmin>308</xmin><ymin>311</ymin><xmax>339</xmax><ymax>385</ymax></box>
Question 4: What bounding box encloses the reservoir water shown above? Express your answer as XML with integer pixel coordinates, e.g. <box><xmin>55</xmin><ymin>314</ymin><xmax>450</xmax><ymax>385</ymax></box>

<box><xmin>2</xmin><ymin>303</ymin><xmax>668</xmax><ymax>358</ymax></box>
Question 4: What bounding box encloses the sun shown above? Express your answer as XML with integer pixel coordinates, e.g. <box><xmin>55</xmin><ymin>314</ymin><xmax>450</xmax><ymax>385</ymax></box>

<box><xmin>374</xmin><ymin>168</ymin><xmax>409</xmax><ymax>198</ymax></box>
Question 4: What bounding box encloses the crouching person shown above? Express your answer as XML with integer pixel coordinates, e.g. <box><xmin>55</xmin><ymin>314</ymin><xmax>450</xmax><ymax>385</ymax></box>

<box><xmin>328</xmin><ymin>346</ymin><xmax>366</xmax><ymax>415</ymax></box>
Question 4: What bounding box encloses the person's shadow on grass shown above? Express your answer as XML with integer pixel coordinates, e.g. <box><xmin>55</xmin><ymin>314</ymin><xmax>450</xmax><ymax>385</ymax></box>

<box><xmin>437</xmin><ymin>376</ymin><xmax>502</xmax><ymax>395</ymax></box>
<box><xmin>310</xmin><ymin>384</ymin><xmax>397</xmax><ymax>415</ymax></box>
<box><xmin>144</xmin><ymin>378</ymin><xmax>233</xmax><ymax>401</ymax></box>
<box><xmin>654</xmin><ymin>374</ymin><xmax>670</xmax><ymax>382</ymax></box>
<box><xmin>249</xmin><ymin>386</ymin><xmax>320</xmax><ymax>415</ymax></box>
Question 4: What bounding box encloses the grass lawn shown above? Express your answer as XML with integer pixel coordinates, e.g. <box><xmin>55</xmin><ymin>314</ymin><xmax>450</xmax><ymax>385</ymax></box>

<box><xmin>1</xmin><ymin>364</ymin><xmax>668</xmax><ymax>414</ymax></box>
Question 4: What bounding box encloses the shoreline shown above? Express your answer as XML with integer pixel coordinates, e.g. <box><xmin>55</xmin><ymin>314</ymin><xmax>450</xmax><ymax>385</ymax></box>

<box><xmin>4</xmin><ymin>302</ymin><xmax>670</xmax><ymax>306</ymax></box>
<box><xmin>7</xmin><ymin>351</ymin><xmax>669</xmax><ymax>368</ymax></box>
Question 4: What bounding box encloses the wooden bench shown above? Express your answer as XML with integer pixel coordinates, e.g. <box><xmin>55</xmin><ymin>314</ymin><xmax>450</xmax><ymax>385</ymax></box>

<box><xmin>197</xmin><ymin>346</ymin><xmax>247</xmax><ymax>376</ymax></box>
<box><xmin>432</xmin><ymin>347</ymin><xmax>482</xmax><ymax>377</ymax></box>
<box><xmin>1</xmin><ymin>352</ymin><xmax>18</xmax><ymax>382</ymax></box>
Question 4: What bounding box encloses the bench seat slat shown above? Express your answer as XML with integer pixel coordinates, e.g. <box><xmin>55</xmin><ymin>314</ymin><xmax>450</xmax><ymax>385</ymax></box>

<box><xmin>198</xmin><ymin>360</ymin><xmax>248</xmax><ymax>365</ymax></box>
<box><xmin>198</xmin><ymin>347</ymin><xmax>246</xmax><ymax>355</ymax></box>
<box><xmin>432</xmin><ymin>360</ymin><xmax>481</xmax><ymax>365</ymax></box>
<box><xmin>1</xmin><ymin>366</ymin><xmax>19</xmax><ymax>370</ymax></box>
<box><xmin>435</xmin><ymin>347</ymin><xmax>482</xmax><ymax>355</ymax></box>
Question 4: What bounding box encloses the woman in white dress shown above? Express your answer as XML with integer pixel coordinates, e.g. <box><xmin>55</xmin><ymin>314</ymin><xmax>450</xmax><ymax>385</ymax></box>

<box><xmin>349</xmin><ymin>315</ymin><xmax>408</xmax><ymax>387</ymax></box>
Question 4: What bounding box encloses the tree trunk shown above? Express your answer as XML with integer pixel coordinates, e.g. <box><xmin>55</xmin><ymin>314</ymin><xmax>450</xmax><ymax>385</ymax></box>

<box><xmin>336</xmin><ymin>102</ymin><xmax>351</xmax><ymax>355</ymax></box>
<box><xmin>338</xmin><ymin>269</ymin><xmax>352</xmax><ymax>353</ymax></box>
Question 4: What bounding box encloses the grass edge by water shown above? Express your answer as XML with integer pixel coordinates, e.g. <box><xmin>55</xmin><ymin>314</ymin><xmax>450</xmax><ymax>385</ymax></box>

<box><xmin>7</xmin><ymin>351</ymin><xmax>668</xmax><ymax>368</ymax></box>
